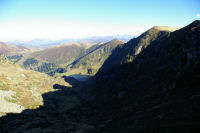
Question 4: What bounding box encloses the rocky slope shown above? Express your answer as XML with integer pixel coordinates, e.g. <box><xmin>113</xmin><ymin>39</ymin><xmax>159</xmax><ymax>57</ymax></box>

<box><xmin>0</xmin><ymin>54</ymin><xmax>69</xmax><ymax>117</ymax></box>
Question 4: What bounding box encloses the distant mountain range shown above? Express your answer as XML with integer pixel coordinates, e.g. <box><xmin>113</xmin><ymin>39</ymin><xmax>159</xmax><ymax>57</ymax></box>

<box><xmin>6</xmin><ymin>35</ymin><xmax>133</xmax><ymax>48</ymax></box>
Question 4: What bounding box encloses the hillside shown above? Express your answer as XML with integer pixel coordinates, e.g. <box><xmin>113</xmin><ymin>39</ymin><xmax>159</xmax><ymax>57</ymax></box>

<box><xmin>0</xmin><ymin>54</ymin><xmax>69</xmax><ymax>117</ymax></box>
<box><xmin>0</xmin><ymin>42</ymin><xmax>29</xmax><ymax>55</ymax></box>
<box><xmin>95</xmin><ymin>26</ymin><xmax>177</xmax><ymax>76</ymax></box>
<box><xmin>87</xmin><ymin>20</ymin><xmax>200</xmax><ymax>132</ymax></box>
<box><xmin>64</xmin><ymin>39</ymin><xmax>125</xmax><ymax>75</ymax></box>
<box><xmin>9</xmin><ymin>43</ymin><xmax>90</xmax><ymax>76</ymax></box>
<box><xmin>31</xmin><ymin>43</ymin><xmax>86</xmax><ymax>65</ymax></box>
<box><xmin>7</xmin><ymin>40</ymin><xmax>124</xmax><ymax>76</ymax></box>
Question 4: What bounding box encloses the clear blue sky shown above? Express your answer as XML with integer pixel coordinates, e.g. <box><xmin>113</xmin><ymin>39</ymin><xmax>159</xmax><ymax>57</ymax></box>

<box><xmin>0</xmin><ymin>0</ymin><xmax>199</xmax><ymax>41</ymax></box>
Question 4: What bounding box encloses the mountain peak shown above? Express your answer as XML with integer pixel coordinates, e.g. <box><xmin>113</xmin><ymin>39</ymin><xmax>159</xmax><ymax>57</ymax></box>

<box><xmin>152</xmin><ymin>26</ymin><xmax>178</xmax><ymax>32</ymax></box>
<box><xmin>191</xmin><ymin>20</ymin><xmax>200</xmax><ymax>25</ymax></box>
<box><xmin>109</xmin><ymin>38</ymin><xmax>125</xmax><ymax>44</ymax></box>
<box><xmin>184</xmin><ymin>20</ymin><xmax>200</xmax><ymax>30</ymax></box>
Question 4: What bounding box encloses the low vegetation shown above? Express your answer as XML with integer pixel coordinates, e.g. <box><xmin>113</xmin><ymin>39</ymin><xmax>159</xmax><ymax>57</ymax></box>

<box><xmin>0</xmin><ymin>54</ymin><xmax>69</xmax><ymax>115</ymax></box>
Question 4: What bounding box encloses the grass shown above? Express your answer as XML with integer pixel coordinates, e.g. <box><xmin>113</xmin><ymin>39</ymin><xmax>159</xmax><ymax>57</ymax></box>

<box><xmin>0</xmin><ymin>58</ymin><xmax>70</xmax><ymax>114</ymax></box>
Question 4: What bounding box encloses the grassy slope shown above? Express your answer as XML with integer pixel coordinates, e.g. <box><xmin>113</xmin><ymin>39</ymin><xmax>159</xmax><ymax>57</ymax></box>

<box><xmin>32</xmin><ymin>43</ymin><xmax>86</xmax><ymax>66</ymax></box>
<box><xmin>0</xmin><ymin>55</ymin><xmax>69</xmax><ymax>115</ymax></box>
<box><xmin>0</xmin><ymin>42</ymin><xmax>30</xmax><ymax>55</ymax></box>
<box><xmin>63</xmin><ymin>39</ymin><xmax>125</xmax><ymax>76</ymax></box>
<box><xmin>11</xmin><ymin>43</ymin><xmax>89</xmax><ymax>76</ymax></box>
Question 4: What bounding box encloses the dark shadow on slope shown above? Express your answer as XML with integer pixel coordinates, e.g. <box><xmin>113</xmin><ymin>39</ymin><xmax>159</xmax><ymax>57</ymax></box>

<box><xmin>53</xmin><ymin>84</ymin><xmax>69</xmax><ymax>90</ymax></box>
<box><xmin>94</xmin><ymin>29</ymin><xmax>171</xmax><ymax>78</ymax></box>
<box><xmin>85</xmin><ymin>20</ymin><xmax>200</xmax><ymax>133</ymax></box>
<box><xmin>63</xmin><ymin>75</ymin><xmax>80</xmax><ymax>85</ymax></box>
<box><xmin>0</xmin><ymin>76</ymin><xmax>93</xmax><ymax>133</ymax></box>
<box><xmin>69</xmin><ymin>44</ymin><xmax>104</xmax><ymax>67</ymax></box>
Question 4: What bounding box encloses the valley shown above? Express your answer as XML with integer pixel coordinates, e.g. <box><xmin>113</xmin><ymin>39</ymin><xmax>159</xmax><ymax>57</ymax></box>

<box><xmin>0</xmin><ymin>20</ymin><xmax>199</xmax><ymax>133</ymax></box>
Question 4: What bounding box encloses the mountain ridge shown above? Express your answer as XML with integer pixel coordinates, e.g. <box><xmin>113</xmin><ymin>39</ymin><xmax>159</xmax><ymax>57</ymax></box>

<box><xmin>152</xmin><ymin>26</ymin><xmax>178</xmax><ymax>32</ymax></box>
<box><xmin>95</xmin><ymin>25</ymin><xmax>174</xmax><ymax>77</ymax></box>
<box><xmin>63</xmin><ymin>39</ymin><xmax>125</xmax><ymax>76</ymax></box>
<box><xmin>87</xmin><ymin>20</ymin><xmax>200</xmax><ymax>132</ymax></box>
<box><xmin>0</xmin><ymin>42</ymin><xmax>29</xmax><ymax>55</ymax></box>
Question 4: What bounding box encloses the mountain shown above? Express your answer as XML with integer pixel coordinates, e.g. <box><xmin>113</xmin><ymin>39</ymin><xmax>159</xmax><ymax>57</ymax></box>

<box><xmin>0</xmin><ymin>42</ymin><xmax>29</xmax><ymax>55</ymax></box>
<box><xmin>4</xmin><ymin>37</ymin><xmax>131</xmax><ymax>76</ymax></box>
<box><xmin>11</xmin><ymin>43</ymin><xmax>88</xmax><ymax>76</ymax></box>
<box><xmin>15</xmin><ymin>39</ymin><xmax>124</xmax><ymax>76</ymax></box>
<box><xmin>0</xmin><ymin>21</ymin><xmax>199</xmax><ymax>133</ymax></box>
<box><xmin>75</xmin><ymin>35</ymin><xmax>133</xmax><ymax>43</ymax></box>
<box><xmin>31</xmin><ymin>43</ymin><xmax>85</xmax><ymax>65</ymax></box>
<box><xmin>64</xmin><ymin>39</ymin><xmax>125</xmax><ymax>76</ymax></box>
<box><xmin>95</xmin><ymin>26</ymin><xmax>178</xmax><ymax>76</ymax></box>
<box><xmin>86</xmin><ymin>20</ymin><xmax>200</xmax><ymax>132</ymax></box>
<box><xmin>0</xmin><ymin>54</ymin><xmax>69</xmax><ymax>117</ymax></box>
<box><xmin>6</xmin><ymin>39</ymin><xmax>75</xmax><ymax>48</ymax></box>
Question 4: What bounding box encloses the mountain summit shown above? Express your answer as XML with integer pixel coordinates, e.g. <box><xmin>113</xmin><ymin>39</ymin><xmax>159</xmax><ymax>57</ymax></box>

<box><xmin>152</xmin><ymin>26</ymin><xmax>178</xmax><ymax>32</ymax></box>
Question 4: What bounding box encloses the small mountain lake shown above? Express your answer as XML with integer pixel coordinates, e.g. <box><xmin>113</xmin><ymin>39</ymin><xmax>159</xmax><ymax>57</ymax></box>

<box><xmin>68</xmin><ymin>75</ymin><xmax>91</xmax><ymax>81</ymax></box>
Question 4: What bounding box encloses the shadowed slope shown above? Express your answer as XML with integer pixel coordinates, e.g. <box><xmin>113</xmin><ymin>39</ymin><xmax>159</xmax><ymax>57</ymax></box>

<box><xmin>87</xmin><ymin>20</ymin><xmax>200</xmax><ymax>133</ymax></box>
<box><xmin>0</xmin><ymin>76</ymin><xmax>93</xmax><ymax>133</ymax></box>
<box><xmin>95</xmin><ymin>26</ymin><xmax>176</xmax><ymax>77</ymax></box>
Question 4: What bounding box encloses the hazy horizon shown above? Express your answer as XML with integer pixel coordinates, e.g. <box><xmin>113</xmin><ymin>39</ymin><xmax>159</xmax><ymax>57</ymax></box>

<box><xmin>0</xmin><ymin>0</ymin><xmax>199</xmax><ymax>42</ymax></box>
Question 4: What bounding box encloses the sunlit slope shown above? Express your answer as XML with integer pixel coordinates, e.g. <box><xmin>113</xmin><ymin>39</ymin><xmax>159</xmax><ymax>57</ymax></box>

<box><xmin>0</xmin><ymin>55</ymin><xmax>69</xmax><ymax>116</ymax></box>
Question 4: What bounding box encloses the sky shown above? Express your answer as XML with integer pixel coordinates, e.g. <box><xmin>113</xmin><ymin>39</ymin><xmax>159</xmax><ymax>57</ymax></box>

<box><xmin>0</xmin><ymin>0</ymin><xmax>199</xmax><ymax>41</ymax></box>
